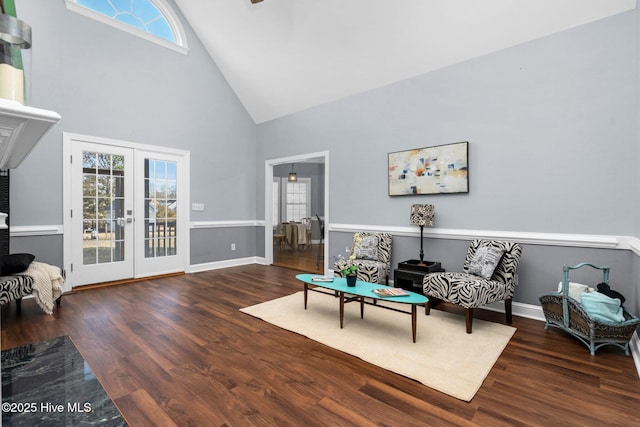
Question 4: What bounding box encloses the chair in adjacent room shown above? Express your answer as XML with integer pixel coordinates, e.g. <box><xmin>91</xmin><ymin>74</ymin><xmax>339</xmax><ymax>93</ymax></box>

<box><xmin>316</xmin><ymin>214</ymin><xmax>325</xmax><ymax>269</ymax></box>
<box><xmin>422</xmin><ymin>239</ymin><xmax>523</xmax><ymax>333</ymax></box>
<box><xmin>333</xmin><ymin>232</ymin><xmax>392</xmax><ymax>285</ymax></box>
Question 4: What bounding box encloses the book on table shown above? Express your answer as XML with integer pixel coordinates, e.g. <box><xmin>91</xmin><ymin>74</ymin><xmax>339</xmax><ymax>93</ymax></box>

<box><xmin>372</xmin><ymin>287</ymin><xmax>410</xmax><ymax>297</ymax></box>
<box><xmin>311</xmin><ymin>275</ymin><xmax>334</xmax><ymax>282</ymax></box>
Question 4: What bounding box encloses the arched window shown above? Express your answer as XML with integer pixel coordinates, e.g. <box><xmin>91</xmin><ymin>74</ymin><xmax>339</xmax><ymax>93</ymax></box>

<box><xmin>66</xmin><ymin>0</ymin><xmax>188</xmax><ymax>54</ymax></box>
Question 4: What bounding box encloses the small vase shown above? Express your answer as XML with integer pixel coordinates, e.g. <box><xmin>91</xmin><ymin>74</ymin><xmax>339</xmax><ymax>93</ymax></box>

<box><xmin>346</xmin><ymin>274</ymin><xmax>357</xmax><ymax>287</ymax></box>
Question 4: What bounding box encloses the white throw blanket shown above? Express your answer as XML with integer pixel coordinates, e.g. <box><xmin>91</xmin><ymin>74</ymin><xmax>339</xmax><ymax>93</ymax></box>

<box><xmin>20</xmin><ymin>262</ymin><xmax>64</xmax><ymax>314</ymax></box>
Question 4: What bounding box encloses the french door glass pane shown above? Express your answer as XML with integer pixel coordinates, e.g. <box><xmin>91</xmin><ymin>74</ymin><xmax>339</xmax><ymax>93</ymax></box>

<box><xmin>144</xmin><ymin>158</ymin><xmax>177</xmax><ymax>258</ymax></box>
<box><xmin>82</xmin><ymin>151</ymin><xmax>126</xmax><ymax>265</ymax></box>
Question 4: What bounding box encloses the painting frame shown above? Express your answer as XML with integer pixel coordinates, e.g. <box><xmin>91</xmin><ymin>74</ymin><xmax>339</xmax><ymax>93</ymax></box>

<box><xmin>388</xmin><ymin>141</ymin><xmax>469</xmax><ymax>196</ymax></box>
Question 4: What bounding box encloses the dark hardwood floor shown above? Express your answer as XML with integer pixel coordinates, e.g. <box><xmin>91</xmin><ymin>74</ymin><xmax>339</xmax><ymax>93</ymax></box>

<box><xmin>2</xmin><ymin>264</ymin><xmax>639</xmax><ymax>426</ymax></box>
<box><xmin>273</xmin><ymin>242</ymin><xmax>323</xmax><ymax>274</ymax></box>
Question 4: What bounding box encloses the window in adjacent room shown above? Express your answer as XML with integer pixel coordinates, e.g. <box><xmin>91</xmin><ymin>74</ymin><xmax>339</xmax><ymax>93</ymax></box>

<box><xmin>65</xmin><ymin>0</ymin><xmax>188</xmax><ymax>53</ymax></box>
<box><xmin>284</xmin><ymin>178</ymin><xmax>311</xmax><ymax>223</ymax></box>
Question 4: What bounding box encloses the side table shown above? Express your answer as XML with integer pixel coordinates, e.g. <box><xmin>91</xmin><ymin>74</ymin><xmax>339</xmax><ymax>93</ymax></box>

<box><xmin>393</xmin><ymin>260</ymin><xmax>444</xmax><ymax>294</ymax></box>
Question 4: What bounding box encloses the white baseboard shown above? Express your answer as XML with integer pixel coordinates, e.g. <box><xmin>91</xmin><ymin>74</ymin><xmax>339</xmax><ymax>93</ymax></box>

<box><xmin>483</xmin><ymin>301</ymin><xmax>547</xmax><ymax>322</ymax></box>
<box><xmin>189</xmin><ymin>256</ymin><xmax>265</xmax><ymax>273</ymax></box>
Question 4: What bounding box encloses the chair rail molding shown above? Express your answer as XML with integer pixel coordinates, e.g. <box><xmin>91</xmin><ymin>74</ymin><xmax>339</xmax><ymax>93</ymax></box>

<box><xmin>191</xmin><ymin>220</ymin><xmax>265</xmax><ymax>229</ymax></box>
<box><xmin>329</xmin><ymin>223</ymin><xmax>637</xmax><ymax>251</ymax></box>
<box><xmin>10</xmin><ymin>224</ymin><xmax>63</xmax><ymax>236</ymax></box>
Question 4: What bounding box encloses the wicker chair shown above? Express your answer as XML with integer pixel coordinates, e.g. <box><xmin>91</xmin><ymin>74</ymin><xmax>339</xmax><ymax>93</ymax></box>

<box><xmin>423</xmin><ymin>239</ymin><xmax>523</xmax><ymax>333</ymax></box>
<box><xmin>539</xmin><ymin>262</ymin><xmax>640</xmax><ymax>356</ymax></box>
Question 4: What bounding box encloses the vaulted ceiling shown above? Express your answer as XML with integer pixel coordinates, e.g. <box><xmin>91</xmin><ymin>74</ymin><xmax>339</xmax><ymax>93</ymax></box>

<box><xmin>173</xmin><ymin>0</ymin><xmax>636</xmax><ymax>124</ymax></box>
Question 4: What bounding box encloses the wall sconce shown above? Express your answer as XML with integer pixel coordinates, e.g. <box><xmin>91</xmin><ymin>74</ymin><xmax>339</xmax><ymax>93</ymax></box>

<box><xmin>288</xmin><ymin>164</ymin><xmax>297</xmax><ymax>182</ymax></box>
<box><xmin>409</xmin><ymin>204</ymin><xmax>435</xmax><ymax>265</ymax></box>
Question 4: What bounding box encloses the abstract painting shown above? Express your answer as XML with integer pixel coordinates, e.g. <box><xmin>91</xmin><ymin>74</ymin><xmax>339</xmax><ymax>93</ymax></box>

<box><xmin>388</xmin><ymin>141</ymin><xmax>468</xmax><ymax>196</ymax></box>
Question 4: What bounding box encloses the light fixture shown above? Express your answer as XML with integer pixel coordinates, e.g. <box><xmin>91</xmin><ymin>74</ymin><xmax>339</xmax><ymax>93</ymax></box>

<box><xmin>288</xmin><ymin>164</ymin><xmax>297</xmax><ymax>182</ymax></box>
<box><xmin>409</xmin><ymin>204</ymin><xmax>435</xmax><ymax>266</ymax></box>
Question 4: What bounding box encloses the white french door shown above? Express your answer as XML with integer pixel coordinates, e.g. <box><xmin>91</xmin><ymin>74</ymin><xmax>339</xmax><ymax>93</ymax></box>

<box><xmin>69</xmin><ymin>142</ymin><xmax>134</xmax><ymax>286</ymax></box>
<box><xmin>64</xmin><ymin>134</ymin><xmax>189</xmax><ymax>289</ymax></box>
<box><xmin>134</xmin><ymin>151</ymin><xmax>185</xmax><ymax>277</ymax></box>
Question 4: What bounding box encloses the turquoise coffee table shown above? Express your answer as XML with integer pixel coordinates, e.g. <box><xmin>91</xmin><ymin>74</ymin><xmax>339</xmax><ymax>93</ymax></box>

<box><xmin>296</xmin><ymin>274</ymin><xmax>429</xmax><ymax>342</ymax></box>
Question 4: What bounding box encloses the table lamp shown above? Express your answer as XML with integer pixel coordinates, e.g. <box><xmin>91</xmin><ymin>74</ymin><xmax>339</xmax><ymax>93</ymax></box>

<box><xmin>409</xmin><ymin>204</ymin><xmax>434</xmax><ymax>266</ymax></box>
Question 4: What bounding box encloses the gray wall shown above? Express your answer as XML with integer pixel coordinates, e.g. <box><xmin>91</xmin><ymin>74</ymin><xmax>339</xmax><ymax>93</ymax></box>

<box><xmin>6</xmin><ymin>2</ymin><xmax>640</xmax><ymax>314</ymax></box>
<box><xmin>9</xmin><ymin>0</ymin><xmax>257</xmax><ymax>266</ymax></box>
<box><xmin>13</xmin><ymin>0</ymin><xmax>256</xmax><ymax>226</ymax></box>
<box><xmin>259</xmin><ymin>11</ymin><xmax>640</xmax><ymax>313</ymax></box>
<box><xmin>258</xmin><ymin>12</ymin><xmax>635</xmax><ymax>235</ymax></box>
<box><xmin>190</xmin><ymin>227</ymin><xmax>260</xmax><ymax>264</ymax></box>
<box><xmin>328</xmin><ymin>233</ymin><xmax>635</xmax><ymax>307</ymax></box>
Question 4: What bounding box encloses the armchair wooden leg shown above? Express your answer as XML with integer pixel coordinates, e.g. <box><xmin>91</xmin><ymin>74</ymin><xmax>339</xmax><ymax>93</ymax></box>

<box><xmin>465</xmin><ymin>308</ymin><xmax>473</xmax><ymax>334</ymax></box>
<box><xmin>505</xmin><ymin>298</ymin><xmax>513</xmax><ymax>325</ymax></box>
<box><xmin>425</xmin><ymin>300</ymin><xmax>431</xmax><ymax>315</ymax></box>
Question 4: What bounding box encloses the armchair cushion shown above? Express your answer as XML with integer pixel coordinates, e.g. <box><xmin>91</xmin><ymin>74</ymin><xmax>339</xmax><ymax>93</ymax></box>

<box><xmin>334</xmin><ymin>232</ymin><xmax>392</xmax><ymax>285</ymax></box>
<box><xmin>424</xmin><ymin>272</ymin><xmax>515</xmax><ymax>309</ymax></box>
<box><xmin>0</xmin><ymin>253</ymin><xmax>35</xmax><ymax>275</ymax></box>
<box><xmin>468</xmin><ymin>246</ymin><xmax>504</xmax><ymax>280</ymax></box>
<box><xmin>354</xmin><ymin>235</ymin><xmax>379</xmax><ymax>260</ymax></box>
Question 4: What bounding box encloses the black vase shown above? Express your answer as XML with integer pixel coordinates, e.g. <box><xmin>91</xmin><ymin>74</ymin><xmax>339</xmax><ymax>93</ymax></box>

<box><xmin>346</xmin><ymin>275</ymin><xmax>357</xmax><ymax>287</ymax></box>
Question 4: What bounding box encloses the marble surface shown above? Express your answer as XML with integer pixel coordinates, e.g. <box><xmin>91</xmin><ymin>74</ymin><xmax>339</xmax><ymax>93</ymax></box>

<box><xmin>2</xmin><ymin>336</ymin><xmax>127</xmax><ymax>426</ymax></box>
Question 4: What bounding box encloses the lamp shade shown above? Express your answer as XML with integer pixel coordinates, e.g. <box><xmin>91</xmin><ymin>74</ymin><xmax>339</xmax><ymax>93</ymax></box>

<box><xmin>409</xmin><ymin>204</ymin><xmax>434</xmax><ymax>227</ymax></box>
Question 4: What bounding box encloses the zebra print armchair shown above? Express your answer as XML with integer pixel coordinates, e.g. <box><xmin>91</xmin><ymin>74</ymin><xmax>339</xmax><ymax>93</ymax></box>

<box><xmin>423</xmin><ymin>239</ymin><xmax>523</xmax><ymax>333</ymax></box>
<box><xmin>334</xmin><ymin>232</ymin><xmax>392</xmax><ymax>285</ymax></box>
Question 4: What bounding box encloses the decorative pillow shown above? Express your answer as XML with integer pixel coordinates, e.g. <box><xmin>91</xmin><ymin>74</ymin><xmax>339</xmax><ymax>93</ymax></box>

<box><xmin>557</xmin><ymin>281</ymin><xmax>592</xmax><ymax>303</ymax></box>
<box><xmin>580</xmin><ymin>291</ymin><xmax>625</xmax><ymax>323</ymax></box>
<box><xmin>468</xmin><ymin>246</ymin><xmax>504</xmax><ymax>280</ymax></box>
<box><xmin>354</xmin><ymin>235</ymin><xmax>379</xmax><ymax>261</ymax></box>
<box><xmin>0</xmin><ymin>253</ymin><xmax>35</xmax><ymax>275</ymax></box>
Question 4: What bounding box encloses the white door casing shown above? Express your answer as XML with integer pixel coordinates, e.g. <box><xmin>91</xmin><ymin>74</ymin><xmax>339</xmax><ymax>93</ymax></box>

<box><xmin>63</xmin><ymin>133</ymin><xmax>189</xmax><ymax>290</ymax></box>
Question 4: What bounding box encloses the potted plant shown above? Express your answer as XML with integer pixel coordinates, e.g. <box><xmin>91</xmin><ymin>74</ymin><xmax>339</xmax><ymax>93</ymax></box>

<box><xmin>334</xmin><ymin>235</ymin><xmax>362</xmax><ymax>287</ymax></box>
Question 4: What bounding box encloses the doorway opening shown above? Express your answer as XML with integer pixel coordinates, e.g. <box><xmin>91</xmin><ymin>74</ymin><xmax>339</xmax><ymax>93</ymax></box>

<box><xmin>265</xmin><ymin>152</ymin><xmax>329</xmax><ymax>274</ymax></box>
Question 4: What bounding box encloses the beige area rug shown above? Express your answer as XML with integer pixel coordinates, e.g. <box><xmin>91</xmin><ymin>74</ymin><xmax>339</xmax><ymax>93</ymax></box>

<box><xmin>240</xmin><ymin>291</ymin><xmax>516</xmax><ymax>401</ymax></box>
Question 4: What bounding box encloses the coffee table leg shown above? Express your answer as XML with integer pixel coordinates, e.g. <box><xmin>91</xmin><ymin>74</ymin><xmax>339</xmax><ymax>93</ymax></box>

<box><xmin>360</xmin><ymin>296</ymin><xmax>364</xmax><ymax>319</ymax></box>
<box><xmin>339</xmin><ymin>291</ymin><xmax>344</xmax><ymax>328</ymax></box>
<box><xmin>304</xmin><ymin>283</ymin><xmax>308</xmax><ymax>309</ymax></box>
<box><xmin>412</xmin><ymin>304</ymin><xmax>417</xmax><ymax>343</ymax></box>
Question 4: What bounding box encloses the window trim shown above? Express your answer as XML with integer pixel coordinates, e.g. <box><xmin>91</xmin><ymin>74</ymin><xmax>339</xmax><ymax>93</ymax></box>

<box><xmin>65</xmin><ymin>0</ymin><xmax>189</xmax><ymax>55</ymax></box>
<box><xmin>282</xmin><ymin>177</ymin><xmax>311</xmax><ymax>223</ymax></box>
<box><xmin>272</xmin><ymin>178</ymin><xmax>280</xmax><ymax>225</ymax></box>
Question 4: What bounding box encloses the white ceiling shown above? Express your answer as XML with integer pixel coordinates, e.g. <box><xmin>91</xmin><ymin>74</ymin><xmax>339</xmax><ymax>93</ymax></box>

<box><xmin>173</xmin><ymin>0</ymin><xmax>636</xmax><ymax>124</ymax></box>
